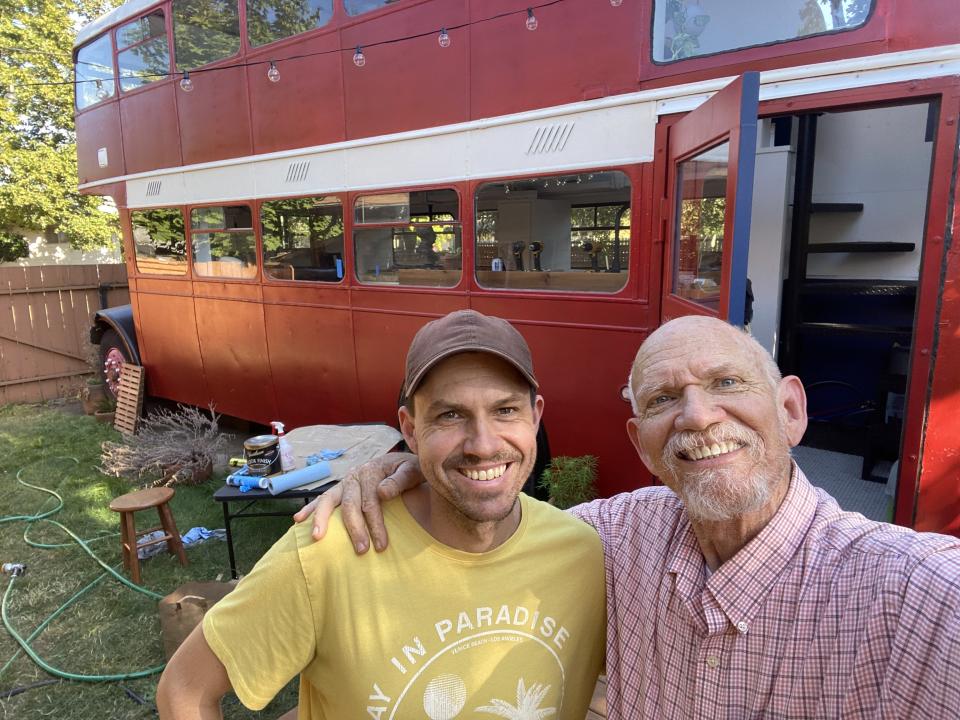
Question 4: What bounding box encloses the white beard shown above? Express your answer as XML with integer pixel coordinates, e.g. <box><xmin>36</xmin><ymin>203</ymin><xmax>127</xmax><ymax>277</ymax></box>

<box><xmin>661</xmin><ymin>422</ymin><xmax>786</xmax><ymax>522</ymax></box>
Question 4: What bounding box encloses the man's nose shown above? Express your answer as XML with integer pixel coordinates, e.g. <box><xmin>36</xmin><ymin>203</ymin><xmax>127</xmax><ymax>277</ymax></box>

<box><xmin>675</xmin><ymin>386</ymin><xmax>725</xmax><ymax>431</ymax></box>
<box><xmin>463</xmin><ymin>415</ymin><xmax>500</xmax><ymax>458</ymax></box>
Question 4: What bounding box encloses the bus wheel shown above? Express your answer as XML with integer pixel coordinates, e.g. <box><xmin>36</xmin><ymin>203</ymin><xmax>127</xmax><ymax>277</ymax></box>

<box><xmin>99</xmin><ymin>328</ymin><xmax>129</xmax><ymax>400</ymax></box>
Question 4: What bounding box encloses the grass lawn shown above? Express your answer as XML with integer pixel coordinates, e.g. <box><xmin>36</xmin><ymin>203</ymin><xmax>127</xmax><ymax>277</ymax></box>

<box><xmin>0</xmin><ymin>402</ymin><xmax>299</xmax><ymax>719</ymax></box>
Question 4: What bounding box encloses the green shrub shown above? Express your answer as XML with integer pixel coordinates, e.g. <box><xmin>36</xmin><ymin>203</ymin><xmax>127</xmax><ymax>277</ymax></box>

<box><xmin>538</xmin><ymin>455</ymin><xmax>598</xmax><ymax>509</ymax></box>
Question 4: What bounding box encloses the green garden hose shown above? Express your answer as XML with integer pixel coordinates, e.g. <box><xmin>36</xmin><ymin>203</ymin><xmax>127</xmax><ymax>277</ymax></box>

<box><xmin>0</xmin><ymin>458</ymin><xmax>169</xmax><ymax>682</ymax></box>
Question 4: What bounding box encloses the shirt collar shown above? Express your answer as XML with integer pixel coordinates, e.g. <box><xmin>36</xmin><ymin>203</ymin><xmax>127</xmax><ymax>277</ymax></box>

<box><xmin>706</xmin><ymin>461</ymin><xmax>818</xmax><ymax>629</ymax></box>
<box><xmin>666</xmin><ymin>461</ymin><xmax>819</xmax><ymax>630</ymax></box>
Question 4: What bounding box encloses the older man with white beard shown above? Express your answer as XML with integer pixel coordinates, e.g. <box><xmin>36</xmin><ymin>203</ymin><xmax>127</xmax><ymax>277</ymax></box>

<box><xmin>298</xmin><ymin>314</ymin><xmax>960</xmax><ymax>719</ymax></box>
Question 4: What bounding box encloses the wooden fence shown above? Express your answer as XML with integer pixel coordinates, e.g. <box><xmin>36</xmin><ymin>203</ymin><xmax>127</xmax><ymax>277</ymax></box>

<box><xmin>0</xmin><ymin>264</ymin><xmax>129</xmax><ymax>405</ymax></box>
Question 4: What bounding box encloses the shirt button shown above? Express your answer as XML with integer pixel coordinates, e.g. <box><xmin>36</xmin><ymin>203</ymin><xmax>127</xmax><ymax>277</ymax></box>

<box><xmin>706</xmin><ymin>656</ymin><xmax>720</xmax><ymax>668</ymax></box>
<box><xmin>736</xmin><ymin>621</ymin><xmax>749</xmax><ymax>634</ymax></box>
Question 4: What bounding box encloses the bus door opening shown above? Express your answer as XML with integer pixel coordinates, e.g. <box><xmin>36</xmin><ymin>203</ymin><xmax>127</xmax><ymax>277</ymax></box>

<box><xmin>745</xmin><ymin>101</ymin><xmax>938</xmax><ymax>522</ymax></box>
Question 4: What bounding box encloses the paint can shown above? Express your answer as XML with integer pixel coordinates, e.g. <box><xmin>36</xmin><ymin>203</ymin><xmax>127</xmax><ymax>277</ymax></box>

<box><xmin>244</xmin><ymin>434</ymin><xmax>281</xmax><ymax>476</ymax></box>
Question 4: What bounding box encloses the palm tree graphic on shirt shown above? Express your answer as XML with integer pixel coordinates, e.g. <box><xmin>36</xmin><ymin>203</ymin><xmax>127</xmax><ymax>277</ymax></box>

<box><xmin>475</xmin><ymin>678</ymin><xmax>557</xmax><ymax>719</ymax></box>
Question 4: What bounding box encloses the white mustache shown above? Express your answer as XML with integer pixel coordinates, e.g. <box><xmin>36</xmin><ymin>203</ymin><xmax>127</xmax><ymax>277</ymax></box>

<box><xmin>663</xmin><ymin>423</ymin><xmax>759</xmax><ymax>462</ymax></box>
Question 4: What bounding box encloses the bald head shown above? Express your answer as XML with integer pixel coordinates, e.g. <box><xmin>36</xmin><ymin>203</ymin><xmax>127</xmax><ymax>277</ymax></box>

<box><xmin>628</xmin><ymin>317</ymin><xmax>782</xmax><ymax>417</ymax></box>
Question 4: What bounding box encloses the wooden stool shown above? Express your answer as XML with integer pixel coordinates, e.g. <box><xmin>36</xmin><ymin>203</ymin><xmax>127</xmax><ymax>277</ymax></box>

<box><xmin>108</xmin><ymin>487</ymin><xmax>187</xmax><ymax>584</ymax></box>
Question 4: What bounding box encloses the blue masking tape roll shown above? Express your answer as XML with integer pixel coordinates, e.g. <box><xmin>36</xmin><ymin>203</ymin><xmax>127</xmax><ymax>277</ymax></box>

<box><xmin>226</xmin><ymin>466</ymin><xmax>269</xmax><ymax>489</ymax></box>
<box><xmin>267</xmin><ymin>461</ymin><xmax>332</xmax><ymax>495</ymax></box>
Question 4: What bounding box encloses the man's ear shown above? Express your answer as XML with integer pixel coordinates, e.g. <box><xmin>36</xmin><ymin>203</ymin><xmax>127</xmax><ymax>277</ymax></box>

<box><xmin>626</xmin><ymin>417</ymin><xmax>656</xmax><ymax>474</ymax></box>
<box><xmin>777</xmin><ymin>375</ymin><xmax>808</xmax><ymax>448</ymax></box>
<box><xmin>397</xmin><ymin>404</ymin><xmax>418</xmax><ymax>454</ymax></box>
<box><xmin>532</xmin><ymin>394</ymin><xmax>545</xmax><ymax>430</ymax></box>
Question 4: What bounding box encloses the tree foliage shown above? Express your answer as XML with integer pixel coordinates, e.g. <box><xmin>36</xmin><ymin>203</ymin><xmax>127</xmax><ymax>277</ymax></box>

<box><xmin>0</xmin><ymin>0</ymin><xmax>122</xmax><ymax>250</ymax></box>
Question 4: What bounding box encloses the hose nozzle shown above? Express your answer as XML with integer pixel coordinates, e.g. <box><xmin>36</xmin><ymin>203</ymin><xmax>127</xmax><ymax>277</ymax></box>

<box><xmin>2</xmin><ymin>563</ymin><xmax>26</xmax><ymax>577</ymax></box>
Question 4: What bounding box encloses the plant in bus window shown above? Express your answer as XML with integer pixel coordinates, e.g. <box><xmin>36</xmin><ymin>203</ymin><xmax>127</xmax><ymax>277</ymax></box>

<box><xmin>665</xmin><ymin>0</ymin><xmax>711</xmax><ymax>61</ymax></box>
<box><xmin>246</xmin><ymin>0</ymin><xmax>333</xmax><ymax>47</ymax></box>
<box><xmin>173</xmin><ymin>0</ymin><xmax>240</xmax><ymax>71</ymax></box>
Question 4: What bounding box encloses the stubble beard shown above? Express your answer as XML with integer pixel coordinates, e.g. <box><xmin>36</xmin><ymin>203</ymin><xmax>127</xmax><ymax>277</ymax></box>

<box><xmin>660</xmin><ymin>422</ymin><xmax>789</xmax><ymax>522</ymax></box>
<box><xmin>435</xmin><ymin>451</ymin><xmax>527</xmax><ymax>526</ymax></box>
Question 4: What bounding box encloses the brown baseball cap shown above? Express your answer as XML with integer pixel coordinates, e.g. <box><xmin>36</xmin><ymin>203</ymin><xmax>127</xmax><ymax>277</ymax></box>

<box><xmin>403</xmin><ymin>310</ymin><xmax>538</xmax><ymax>399</ymax></box>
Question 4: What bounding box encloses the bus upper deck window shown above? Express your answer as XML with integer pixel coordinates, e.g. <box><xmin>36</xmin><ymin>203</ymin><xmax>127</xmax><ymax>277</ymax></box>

<box><xmin>344</xmin><ymin>0</ymin><xmax>395</xmax><ymax>17</ymax></box>
<box><xmin>75</xmin><ymin>34</ymin><xmax>115</xmax><ymax>110</ymax></box>
<box><xmin>173</xmin><ymin>0</ymin><xmax>240</xmax><ymax>71</ymax></box>
<box><xmin>190</xmin><ymin>205</ymin><xmax>257</xmax><ymax>279</ymax></box>
<box><xmin>475</xmin><ymin>171</ymin><xmax>631</xmax><ymax>294</ymax></box>
<box><xmin>354</xmin><ymin>189</ymin><xmax>461</xmax><ymax>288</ymax></box>
<box><xmin>247</xmin><ymin>0</ymin><xmax>333</xmax><ymax>47</ymax></box>
<box><xmin>132</xmin><ymin>208</ymin><xmax>187</xmax><ymax>276</ymax></box>
<box><xmin>261</xmin><ymin>196</ymin><xmax>344</xmax><ymax>283</ymax></box>
<box><xmin>116</xmin><ymin>11</ymin><xmax>170</xmax><ymax>92</ymax></box>
<box><xmin>653</xmin><ymin>0</ymin><xmax>874</xmax><ymax>62</ymax></box>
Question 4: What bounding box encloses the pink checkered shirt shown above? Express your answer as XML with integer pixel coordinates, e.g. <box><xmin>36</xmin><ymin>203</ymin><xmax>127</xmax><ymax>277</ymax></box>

<box><xmin>573</xmin><ymin>463</ymin><xmax>960</xmax><ymax>719</ymax></box>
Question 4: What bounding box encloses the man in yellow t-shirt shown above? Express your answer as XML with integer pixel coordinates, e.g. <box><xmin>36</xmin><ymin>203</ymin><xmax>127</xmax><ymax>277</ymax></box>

<box><xmin>156</xmin><ymin>310</ymin><xmax>606</xmax><ymax>719</ymax></box>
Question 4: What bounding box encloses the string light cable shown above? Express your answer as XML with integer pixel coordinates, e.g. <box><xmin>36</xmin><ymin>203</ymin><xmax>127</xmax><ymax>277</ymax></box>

<box><xmin>11</xmin><ymin>0</ymin><xmax>624</xmax><ymax>91</ymax></box>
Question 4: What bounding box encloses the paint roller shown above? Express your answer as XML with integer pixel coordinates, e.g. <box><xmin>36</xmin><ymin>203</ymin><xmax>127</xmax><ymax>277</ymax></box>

<box><xmin>267</xmin><ymin>461</ymin><xmax>332</xmax><ymax>495</ymax></box>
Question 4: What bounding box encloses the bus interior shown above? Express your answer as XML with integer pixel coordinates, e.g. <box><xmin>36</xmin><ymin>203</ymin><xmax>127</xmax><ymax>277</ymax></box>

<box><xmin>745</xmin><ymin>100</ymin><xmax>934</xmax><ymax>521</ymax></box>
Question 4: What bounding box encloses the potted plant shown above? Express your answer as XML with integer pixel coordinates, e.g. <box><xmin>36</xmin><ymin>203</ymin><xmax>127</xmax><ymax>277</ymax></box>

<box><xmin>537</xmin><ymin>455</ymin><xmax>598</xmax><ymax>509</ymax></box>
<box><xmin>94</xmin><ymin>398</ymin><xmax>116</xmax><ymax>424</ymax></box>
<box><xmin>82</xmin><ymin>375</ymin><xmax>107</xmax><ymax>415</ymax></box>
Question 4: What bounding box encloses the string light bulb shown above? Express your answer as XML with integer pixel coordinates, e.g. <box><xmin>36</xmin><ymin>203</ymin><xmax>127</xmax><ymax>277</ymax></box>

<box><xmin>94</xmin><ymin>79</ymin><xmax>108</xmax><ymax>100</ymax></box>
<box><xmin>267</xmin><ymin>61</ymin><xmax>280</xmax><ymax>83</ymax></box>
<box><xmin>353</xmin><ymin>46</ymin><xmax>366</xmax><ymax>67</ymax></box>
<box><xmin>179</xmin><ymin>71</ymin><xmax>194</xmax><ymax>93</ymax></box>
<box><xmin>525</xmin><ymin>8</ymin><xmax>538</xmax><ymax>31</ymax></box>
<box><xmin>438</xmin><ymin>27</ymin><xmax>450</xmax><ymax>48</ymax></box>
<box><xmin>610</xmin><ymin>0</ymin><xmax>623</xmax><ymax>6</ymax></box>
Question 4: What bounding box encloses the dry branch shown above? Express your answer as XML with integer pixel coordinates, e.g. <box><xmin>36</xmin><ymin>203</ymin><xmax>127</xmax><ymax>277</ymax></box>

<box><xmin>100</xmin><ymin>404</ymin><xmax>229</xmax><ymax>486</ymax></box>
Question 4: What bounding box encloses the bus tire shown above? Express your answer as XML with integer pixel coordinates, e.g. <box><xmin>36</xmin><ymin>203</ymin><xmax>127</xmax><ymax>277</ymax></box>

<box><xmin>99</xmin><ymin>328</ymin><xmax>130</xmax><ymax>401</ymax></box>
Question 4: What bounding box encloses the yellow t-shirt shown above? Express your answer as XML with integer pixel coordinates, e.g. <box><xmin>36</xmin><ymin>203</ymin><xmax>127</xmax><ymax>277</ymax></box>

<box><xmin>203</xmin><ymin>493</ymin><xmax>606</xmax><ymax>719</ymax></box>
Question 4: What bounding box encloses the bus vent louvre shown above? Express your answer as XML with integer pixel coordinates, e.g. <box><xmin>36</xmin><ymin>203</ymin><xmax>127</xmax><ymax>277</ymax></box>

<box><xmin>146</xmin><ymin>180</ymin><xmax>162</xmax><ymax>197</ymax></box>
<box><xmin>285</xmin><ymin>161</ymin><xmax>311</xmax><ymax>183</ymax></box>
<box><xmin>527</xmin><ymin>122</ymin><xmax>575</xmax><ymax>155</ymax></box>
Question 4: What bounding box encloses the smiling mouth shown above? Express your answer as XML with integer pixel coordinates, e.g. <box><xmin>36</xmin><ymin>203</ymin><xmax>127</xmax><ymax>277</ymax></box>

<box><xmin>679</xmin><ymin>442</ymin><xmax>744</xmax><ymax>461</ymax></box>
<box><xmin>461</xmin><ymin>464</ymin><xmax>508</xmax><ymax>481</ymax></box>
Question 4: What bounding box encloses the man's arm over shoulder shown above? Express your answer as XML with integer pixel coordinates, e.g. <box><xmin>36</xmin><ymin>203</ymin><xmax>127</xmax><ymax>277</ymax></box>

<box><xmin>157</xmin><ymin>624</ymin><xmax>233</xmax><ymax>719</ymax></box>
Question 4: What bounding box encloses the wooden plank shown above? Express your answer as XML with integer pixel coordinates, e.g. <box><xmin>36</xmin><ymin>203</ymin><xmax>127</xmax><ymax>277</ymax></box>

<box><xmin>0</xmin><ymin>266</ymin><xmax>28</xmax><ymax>292</ymax></box>
<box><xmin>0</xmin><ymin>283</ymin><xmax>20</xmax><ymax>384</ymax></box>
<box><xmin>0</xmin><ymin>369</ymin><xmax>89</xmax><ymax>388</ymax></box>
<box><xmin>114</xmin><ymin>364</ymin><xmax>145</xmax><ymax>435</ymax></box>
<box><xmin>41</xmin><ymin>266</ymin><xmax>78</xmax><ymax>360</ymax></box>
<box><xmin>26</xmin><ymin>268</ymin><xmax>60</xmax><ymax>401</ymax></box>
<box><xmin>588</xmin><ymin>676</ymin><xmax>607</xmax><ymax>718</ymax></box>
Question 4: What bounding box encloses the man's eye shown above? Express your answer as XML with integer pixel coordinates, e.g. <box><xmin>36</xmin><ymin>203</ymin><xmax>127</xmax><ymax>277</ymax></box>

<box><xmin>648</xmin><ymin>394</ymin><xmax>673</xmax><ymax>407</ymax></box>
<box><xmin>438</xmin><ymin>410</ymin><xmax>460</xmax><ymax>420</ymax></box>
<box><xmin>497</xmin><ymin>407</ymin><xmax>518</xmax><ymax>416</ymax></box>
<box><xmin>717</xmin><ymin>377</ymin><xmax>740</xmax><ymax>388</ymax></box>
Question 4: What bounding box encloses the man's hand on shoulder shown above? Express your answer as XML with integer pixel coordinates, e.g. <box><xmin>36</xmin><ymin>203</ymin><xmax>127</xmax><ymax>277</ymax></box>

<box><xmin>293</xmin><ymin>452</ymin><xmax>424</xmax><ymax>553</ymax></box>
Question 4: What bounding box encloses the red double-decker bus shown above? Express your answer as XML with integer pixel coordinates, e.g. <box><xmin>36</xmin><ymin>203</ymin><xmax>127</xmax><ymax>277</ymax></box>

<box><xmin>73</xmin><ymin>0</ymin><xmax>960</xmax><ymax>533</ymax></box>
